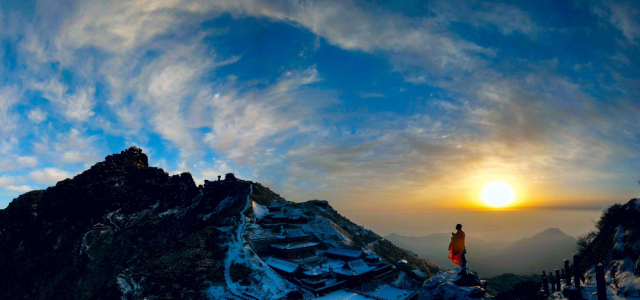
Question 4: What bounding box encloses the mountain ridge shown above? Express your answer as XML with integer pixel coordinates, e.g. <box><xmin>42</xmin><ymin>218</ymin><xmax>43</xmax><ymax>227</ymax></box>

<box><xmin>0</xmin><ymin>147</ymin><xmax>442</xmax><ymax>300</ymax></box>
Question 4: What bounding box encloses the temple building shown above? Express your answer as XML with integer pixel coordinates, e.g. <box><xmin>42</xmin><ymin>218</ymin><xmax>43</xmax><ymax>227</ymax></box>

<box><xmin>265</xmin><ymin>257</ymin><xmax>302</xmax><ymax>277</ymax></box>
<box><xmin>270</xmin><ymin>229</ymin><xmax>319</xmax><ymax>259</ymax></box>
<box><xmin>300</xmin><ymin>268</ymin><xmax>329</xmax><ymax>289</ymax></box>
<box><xmin>332</xmin><ymin>259</ymin><xmax>377</xmax><ymax>281</ymax></box>
<box><xmin>275</xmin><ymin>229</ymin><xmax>309</xmax><ymax>243</ymax></box>
<box><xmin>364</xmin><ymin>253</ymin><xmax>382</xmax><ymax>263</ymax></box>
<box><xmin>325</xmin><ymin>248</ymin><xmax>365</xmax><ymax>260</ymax></box>
<box><xmin>270</xmin><ymin>207</ymin><xmax>309</xmax><ymax>224</ymax></box>
<box><xmin>268</xmin><ymin>203</ymin><xmax>283</xmax><ymax>212</ymax></box>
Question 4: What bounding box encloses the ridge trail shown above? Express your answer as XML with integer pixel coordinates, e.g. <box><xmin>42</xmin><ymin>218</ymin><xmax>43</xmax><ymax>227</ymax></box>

<box><xmin>224</xmin><ymin>184</ymin><xmax>253</xmax><ymax>297</ymax></box>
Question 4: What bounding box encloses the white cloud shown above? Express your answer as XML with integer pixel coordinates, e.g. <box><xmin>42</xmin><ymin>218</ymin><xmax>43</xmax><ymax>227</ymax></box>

<box><xmin>20</xmin><ymin>0</ymin><xmax>492</xmax><ymax>166</ymax></box>
<box><xmin>0</xmin><ymin>86</ymin><xmax>20</xmax><ymax>137</ymax></box>
<box><xmin>30</xmin><ymin>168</ymin><xmax>72</xmax><ymax>184</ymax></box>
<box><xmin>56</xmin><ymin>0</ymin><xmax>212</xmax><ymax>54</ymax></box>
<box><xmin>64</xmin><ymin>87</ymin><xmax>95</xmax><ymax>121</ymax></box>
<box><xmin>232</xmin><ymin>1</ymin><xmax>492</xmax><ymax>76</ymax></box>
<box><xmin>4</xmin><ymin>185</ymin><xmax>34</xmax><ymax>193</ymax></box>
<box><xmin>62</xmin><ymin>151</ymin><xmax>99</xmax><ymax>165</ymax></box>
<box><xmin>53</xmin><ymin>128</ymin><xmax>101</xmax><ymax>165</ymax></box>
<box><xmin>474</xmin><ymin>3</ymin><xmax>541</xmax><ymax>37</ymax></box>
<box><xmin>28</xmin><ymin>107</ymin><xmax>48</xmax><ymax>123</ymax></box>
<box><xmin>428</xmin><ymin>0</ymin><xmax>541</xmax><ymax>38</ymax></box>
<box><xmin>52</xmin><ymin>0</ymin><xmax>492</xmax><ymax>83</ymax></box>
<box><xmin>0</xmin><ymin>175</ymin><xmax>21</xmax><ymax>187</ymax></box>
<box><xmin>30</xmin><ymin>79</ymin><xmax>96</xmax><ymax>122</ymax></box>
<box><xmin>4</xmin><ymin>0</ymin><xmax>637</xmax><ymax>211</ymax></box>
<box><xmin>17</xmin><ymin>156</ymin><xmax>38</xmax><ymax>167</ymax></box>
<box><xmin>54</xmin><ymin>128</ymin><xmax>96</xmax><ymax>150</ymax></box>
<box><xmin>139</xmin><ymin>48</ymin><xmax>206</xmax><ymax>157</ymax></box>
<box><xmin>0</xmin><ymin>137</ymin><xmax>18</xmax><ymax>155</ymax></box>
<box><xmin>200</xmin><ymin>66</ymin><xmax>329</xmax><ymax>165</ymax></box>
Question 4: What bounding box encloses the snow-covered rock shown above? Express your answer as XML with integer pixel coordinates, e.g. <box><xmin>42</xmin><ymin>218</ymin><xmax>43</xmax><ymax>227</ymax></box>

<box><xmin>419</xmin><ymin>268</ymin><xmax>493</xmax><ymax>300</ymax></box>
<box><xmin>571</xmin><ymin>198</ymin><xmax>640</xmax><ymax>299</ymax></box>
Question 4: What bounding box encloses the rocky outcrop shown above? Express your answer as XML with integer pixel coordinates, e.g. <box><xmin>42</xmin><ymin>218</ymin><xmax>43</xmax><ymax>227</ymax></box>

<box><xmin>0</xmin><ymin>147</ymin><xmax>252</xmax><ymax>300</ymax></box>
<box><xmin>576</xmin><ymin>198</ymin><xmax>640</xmax><ymax>299</ymax></box>
<box><xmin>419</xmin><ymin>268</ymin><xmax>493</xmax><ymax>300</ymax></box>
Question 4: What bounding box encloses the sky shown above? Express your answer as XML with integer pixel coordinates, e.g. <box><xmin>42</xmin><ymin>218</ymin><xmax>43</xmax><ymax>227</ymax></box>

<box><xmin>0</xmin><ymin>0</ymin><xmax>639</xmax><ymax>240</ymax></box>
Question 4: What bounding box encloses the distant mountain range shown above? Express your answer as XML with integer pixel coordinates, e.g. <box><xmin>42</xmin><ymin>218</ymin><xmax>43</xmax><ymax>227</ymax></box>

<box><xmin>386</xmin><ymin>227</ymin><xmax>577</xmax><ymax>278</ymax></box>
<box><xmin>385</xmin><ymin>233</ymin><xmax>509</xmax><ymax>270</ymax></box>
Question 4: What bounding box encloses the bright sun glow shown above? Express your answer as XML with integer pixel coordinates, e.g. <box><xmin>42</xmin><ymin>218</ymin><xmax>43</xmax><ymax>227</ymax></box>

<box><xmin>481</xmin><ymin>182</ymin><xmax>516</xmax><ymax>207</ymax></box>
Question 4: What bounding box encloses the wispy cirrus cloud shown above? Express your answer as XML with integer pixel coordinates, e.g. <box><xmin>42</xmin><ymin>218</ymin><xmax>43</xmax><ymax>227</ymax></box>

<box><xmin>200</xmin><ymin>66</ymin><xmax>330</xmax><ymax>164</ymax></box>
<box><xmin>0</xmin><ymin>86</ymin><xmax>21</xmax><ymax>138</ymax></box>
<box><xmin>30</xmin><ymin>79</ymin><xmax>96</xmax><ymax>122</ymax></box>
<box><xmin>27</xmin><ymin>108</ymin><xmax>48</xmax><ymax>123</ymax></box>
<box><xmin>593</xmin><ymin>1</ymin><xmax>640</xmax><ymax>46</ymax></box>
<box><xmin>0</xmin><ymin>0</ymin><xmax>638</xmax><ymax>214</ymax></box>
<box><xmin>429</xmin><ymin>0</ymin><xmax>542</xmax><ymax>38</ymax></box>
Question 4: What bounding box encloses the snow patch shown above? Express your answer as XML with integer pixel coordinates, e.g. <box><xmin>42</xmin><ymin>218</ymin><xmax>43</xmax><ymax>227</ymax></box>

<box><xmin>205</xmin><ymin>285</ymin><xmax>227</xmax><ymax>300</ymax></box>
<box><xmin>116</xmin><ymin>274</ymin><xmax>142</xmax><ymax>300</ymax></box>
<box><xmin>216</xmin><ymin>226</ymin><xmax>234</xmax><ymax>232</ymax></box>
<box><xmin>159</xmin><ymin>208</ymin><xmax>181</xmax><ymax>217</ymax></box>
<box><xmin>613</xmin><ymin>225</ymin><xmax>626</xmax><ymax>254</ymax></box>
<box><xmin>223</xmin><ymin>184</ymin><xmax>299</xmax><ymax>299</ymax></box>
<box><xmin>299</xmin><ymin>216</ymin><xmax>353</xmax><ymax>246</ymax></box>
<box><xmin>252</xmin><ymin>201</ymin><xmax>269</xmax><ymax>220</ymax></box>
<box><xmin>368</xmin><ymin>285</ymin><xmax>415</xmax><ymax>300</ymax></box>
<box><xmin>419</xmin><ymin>268</ymin><xmax>491</xmax><ymax>300</ymax></box>
<box><xmin>313</xmin><ymin>289</ymin><xmax>369</xmax><ymax>299</ymax></box>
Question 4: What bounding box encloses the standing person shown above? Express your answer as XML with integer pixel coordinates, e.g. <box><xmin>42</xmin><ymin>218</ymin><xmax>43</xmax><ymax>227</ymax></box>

<box><xmin>448</xmin><ymin>223</ymin><xmax>467</xmax><ymax>273</ymax></box>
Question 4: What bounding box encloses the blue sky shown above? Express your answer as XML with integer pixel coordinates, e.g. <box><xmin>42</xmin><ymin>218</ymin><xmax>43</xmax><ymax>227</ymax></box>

<box><xmin>0</xmin><ymin>0</ymin><xmax>639</xmax><ymax>215</ymax></box>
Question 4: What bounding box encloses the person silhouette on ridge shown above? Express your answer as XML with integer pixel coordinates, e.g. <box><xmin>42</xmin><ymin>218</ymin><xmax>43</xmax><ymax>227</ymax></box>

<box><xmin>448</xmin><ymin>223</ymin><xmax>467</xmax><ymax>274</ymax></box>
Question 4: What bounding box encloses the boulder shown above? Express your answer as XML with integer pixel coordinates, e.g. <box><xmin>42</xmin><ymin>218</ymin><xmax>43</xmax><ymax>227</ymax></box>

<box><xmin>420</xmin><ymin>268</ymin><xmax>493</xmax><ymax>300</ymax></box>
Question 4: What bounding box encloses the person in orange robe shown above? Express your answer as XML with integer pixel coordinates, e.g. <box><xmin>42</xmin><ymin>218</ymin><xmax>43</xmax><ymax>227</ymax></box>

<box><xmin>448</xmin><ymin>223</ymin><xmax>467</xmax><ymax>272</ymax></box>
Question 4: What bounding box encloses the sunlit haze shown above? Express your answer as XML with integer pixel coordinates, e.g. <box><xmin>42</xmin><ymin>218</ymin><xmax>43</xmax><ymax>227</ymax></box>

<box><xmin>0</xmin><ymin>0</ymin><xmax>639</xmax><ymax>242</ymax></box>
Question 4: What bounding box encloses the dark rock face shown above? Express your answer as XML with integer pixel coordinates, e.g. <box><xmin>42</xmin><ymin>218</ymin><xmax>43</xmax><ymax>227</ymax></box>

<box><xmin>0</xmin><ymin>147</ymin><xmax>251</xmax><ymax>300</ymax></box>
<box><xmin>308</xmin><ymin>200</ymin><xmax>329</xmax><ymax>207</ymax></box>
<box><xmin>224</xmin><ymin>173</ymin><xmax>236</xmax><ymax>181</ymax></box>
<box><xmin>453</xmin><ymin>269</ymin><xmax>483</xmax><ymax>287</ymax></box>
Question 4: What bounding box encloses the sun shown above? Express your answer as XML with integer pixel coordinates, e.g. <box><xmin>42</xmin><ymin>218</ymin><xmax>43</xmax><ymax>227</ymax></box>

<box><xmin>481</xmin><ymin>181</ymin><xmax>516</xmax><ymax>208</ymax></box>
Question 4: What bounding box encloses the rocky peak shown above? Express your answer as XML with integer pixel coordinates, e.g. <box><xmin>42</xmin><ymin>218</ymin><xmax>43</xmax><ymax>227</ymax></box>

<box><xmin>104</xmin><ymin>146</ymin><xmax>149</xmax><ymax>169</ymax></box>
<box><xmin>0</xmin><ymin>147</ymin><xmax>254</xmax><ymax>300</ymax></box>
<box><xmin>420</xmin><ymin>268</ymin><xmax>492</xmax><ymax>299</ymax></box>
